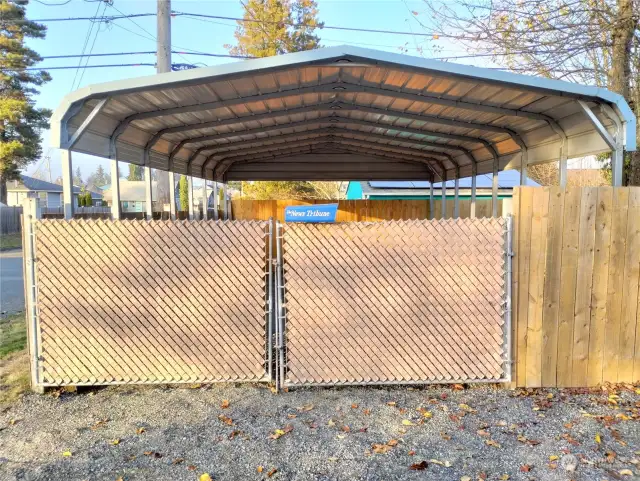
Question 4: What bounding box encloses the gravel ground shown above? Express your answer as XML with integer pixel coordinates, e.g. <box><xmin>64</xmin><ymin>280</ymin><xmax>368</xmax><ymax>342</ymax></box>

<box><xmin>1</xmin><ymin>384</ymin><xmax>639</xmax><ymax>481</ymax></box>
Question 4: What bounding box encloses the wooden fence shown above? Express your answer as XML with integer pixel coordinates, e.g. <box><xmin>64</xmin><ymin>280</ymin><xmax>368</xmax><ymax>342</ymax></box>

<box><xmin>231</xmin><ymin>198</ymin><xmax>511</xmax><ymax>221</ymax></box>
<box><xmin>512</xmin><ymin>187</ymin><xmax>640</xmax><ymax>387</ymax></box>
<box><xmin>0</xmin><ymin>206</ymin><xmax>22</xmax><ymax>234</ymax></box>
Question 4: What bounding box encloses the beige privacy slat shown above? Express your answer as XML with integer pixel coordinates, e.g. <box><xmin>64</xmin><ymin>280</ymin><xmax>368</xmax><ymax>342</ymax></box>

<box><xmin>35</xmin><ymin>219</ymin><xmax>269</xmax><ymax>385</ymax></box>
<box><xmin>282</xmin><ymin>218</ymin><xmax>507</xmax><ymax>385</ymax></box>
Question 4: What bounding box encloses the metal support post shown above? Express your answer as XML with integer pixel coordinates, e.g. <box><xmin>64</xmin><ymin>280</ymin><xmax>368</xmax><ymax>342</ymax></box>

<box><xmin>145</xmin><ymin>166</ymin><xmax>153</xmax><ymax>220</ymax></box>
<box><xmin>470</xmin><ymin>162</ymin><xmax>477</xmax><ymax>218</ymax></box>
<box><xmin>60</xmin><ymin>149</ymin><xmax>74</xmax><ymax>219</ymax></box>
<box><xmin>492</xmin><ymin>158</ymin><xmax>499</xmax><ymax>218</ymax></box>
<box><xmin>187</xmin><ymin>176</ymin><xmax>195</xmax><ymax>220</ymax></box>
<box><xmin>454</xmin><ymin>166</ymin><xmax>460</xmax><ymax>219</ymax></box>
<box><xmin>169</xmin><ymin>171</ymin><xmax>176</xmax><ymax>220</ymax></box>
<box><xmin>110</xmin><ymin>158</ymin><xmax>121</xmax><ymax>219</ymax></box>
<box><xmin>212</xmin><ymin>182</ymin><xmax>219</xmax><ymax>220</ymax></box>
<box><xmin>504</xmin><ymin>215</ymin><xmax>514</xmax><ymax>383</ymax></box>
<box><xmin>429</xmin><ymin>175</ymin><xmax>435</xmax><ymax>220</ymax></box>
<box><xmin>267</xmin><ymin>219</ymin><xmax>274</xmax><ymax>382</ymax></box>
<box><xmin>441</xmin><ymin>169</ymin><xmax>447</xmax><ymax>219</ymax></box>
<box><xmin>275</xmin><ymin>221</ymin><xmax>285</xmax><ymax>391</ymax></box>
<box><xmin>202</xmin><ymin>180</ymin><xmax>208</xmax><ymax>220</ymax></box>
<box><xmin>223</xmin><ymin>183</ymin><xmax>229</xmax><ymax>220</ymax></box>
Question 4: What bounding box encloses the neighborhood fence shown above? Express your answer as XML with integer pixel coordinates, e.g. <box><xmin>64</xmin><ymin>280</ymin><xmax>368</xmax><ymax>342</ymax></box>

<box><xmin>42</xmin><ymin>206</ymin><xmax>111</xmax><ymax>219</ymax></box>
<box><xmin>31</xmin><ymin>219</ymin><xmax>271</xmax><ymax>385</ymax></box>
<box><xmin>277</xmin><ymin>219</ymin><xmax>510</xmax><ymax>387</ymax></box>
<box><xmin>20</xmin><ymin>186</ymin><xmax>640</xmax><ymax>390</ymax></box>
<box><xmin>0</xmin><ymin>206</ymin><xmax>22</xmax><ymax>234</ymax></box>
<box><xmin>231</xmin><ymin>198</ymin><xmax>511</xmax><ymax>222</ymax></box>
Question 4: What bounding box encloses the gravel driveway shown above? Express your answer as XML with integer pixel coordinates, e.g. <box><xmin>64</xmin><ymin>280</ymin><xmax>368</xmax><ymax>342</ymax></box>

<box><xmin>1</xmin><ymin>384</ymin><xmax>639</xmax><ymax>481</ymax></box>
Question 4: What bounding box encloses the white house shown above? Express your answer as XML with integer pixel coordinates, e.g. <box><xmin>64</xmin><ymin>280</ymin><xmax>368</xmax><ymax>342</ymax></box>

<box><xmin>6</xmin><ymin>175</ymin><xmax>103</xmax><ymax>208</ymax></box>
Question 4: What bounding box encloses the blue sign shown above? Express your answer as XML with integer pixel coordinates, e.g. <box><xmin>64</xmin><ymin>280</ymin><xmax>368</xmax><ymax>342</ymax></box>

<box><xmin>284</xmin><ymin>204</ymin><xmax>338</xmax><ymax>223</ymax></box>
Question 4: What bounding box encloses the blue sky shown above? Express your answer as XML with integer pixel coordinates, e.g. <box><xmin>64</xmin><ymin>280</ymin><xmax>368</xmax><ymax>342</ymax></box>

<box><xmin>23</xmin><ymin>0</ymin><xmax>477</xmax><ymax>181</ymax></box>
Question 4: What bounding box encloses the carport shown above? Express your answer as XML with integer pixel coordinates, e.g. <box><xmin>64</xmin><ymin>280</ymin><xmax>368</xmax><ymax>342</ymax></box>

<box><xmin>50</xmin><ymin>46</ymin><xmax>636</xmax><ymax>220</ymax></box>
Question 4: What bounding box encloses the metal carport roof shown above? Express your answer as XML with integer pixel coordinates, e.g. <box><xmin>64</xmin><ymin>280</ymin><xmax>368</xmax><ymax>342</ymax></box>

<box><xmin>51</xmin><ymin>45</ymin><xmax>636</xmax><ymax>184</ymax></box>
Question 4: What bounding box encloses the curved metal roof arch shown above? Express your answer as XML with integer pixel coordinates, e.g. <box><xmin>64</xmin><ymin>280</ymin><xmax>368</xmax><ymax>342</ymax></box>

<box><xmin>51</xmin><ymin>45</ymin><xmax>636</xmax><ymax>182</ymax></box>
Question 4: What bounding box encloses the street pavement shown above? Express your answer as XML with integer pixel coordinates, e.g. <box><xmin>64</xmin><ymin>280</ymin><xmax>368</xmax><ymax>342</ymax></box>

<box><xmin>0</xmin><ymin>249</ymin><xmax>24</xmax><ymax>314</ymax></box>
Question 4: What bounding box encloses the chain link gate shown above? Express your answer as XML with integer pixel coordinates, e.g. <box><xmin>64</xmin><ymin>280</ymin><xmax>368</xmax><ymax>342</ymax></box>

<box><xmin>275</xmin><ymin>217</ymin><xmax>512</xmax><ymax>388</ymax></box>
<box><xmin>29</xmin><ymin>219</ymin><xmax>274</xmax><ymax>386</ymax></box>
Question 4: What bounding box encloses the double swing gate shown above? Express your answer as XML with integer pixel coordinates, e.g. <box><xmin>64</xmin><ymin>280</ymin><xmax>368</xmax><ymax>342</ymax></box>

<box><xmin>25</xmin><ymin>216</ymin><xmax>512</xmax><ymax>390</ymax></box>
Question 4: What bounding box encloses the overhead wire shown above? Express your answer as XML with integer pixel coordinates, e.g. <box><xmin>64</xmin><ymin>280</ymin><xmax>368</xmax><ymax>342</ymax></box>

<box><xmin>76</xmin><ymin>0</ymin><xmax>108</xmax><ymax>87</ymax></box>
<box><xmin>69</xmin><ymin>0</ymin><xmax>103</xmax><ymax>91</ymax></box>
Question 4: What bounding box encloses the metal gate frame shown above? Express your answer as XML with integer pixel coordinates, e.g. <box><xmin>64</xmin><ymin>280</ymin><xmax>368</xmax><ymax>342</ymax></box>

<box><xmin>24</xmin><ymin>209</ymin><xmax>276</xmax><ymax>388</ymax></box>
<box><xmin>275</xmin><ymin>216</ymin><xmax>514</xmax><ymax>390</ymax></box>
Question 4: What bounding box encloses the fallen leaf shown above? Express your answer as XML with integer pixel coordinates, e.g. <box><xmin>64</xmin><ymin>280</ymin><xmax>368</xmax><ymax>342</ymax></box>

<box><xmin>172</xmin><ymin>458</ymin><xmax>184</xmax><ymax>465</ymax></box>
<box><xmin>287</xmin><ymin>414</ymin><xmax>297</xmax><ymax>419</ymax></box>
<box><xmin>110</xmin><ymin>439</ymin><xmax>120</xmax><ymax>446</ymax></box>
<box><xmin>372</xmin><ymin>444</ymin><xmax>392</xmax><ymax>454</ymax></box>
<box><xmin>199</xmin><ymin>474</ymin><xmax>212</xmax><ymax>481</ymax></box>
<box><xmin>187</xmin><ymin>465</ymin><xmax>197</xmax><ymax>471</ymax></box>
<box><xmin>328</xmin><ymin>457</ymin><xmax>338</xmax><ymax>462</ymax></box>
<box><xmin>519</xmin><ymin>464</ymin><xmax>532</xmax><ymax>472</ymax></box>
<box><xmin>269</xmin><ymin>424</ymin><xmax>293</xmax><ymax>440</ymax></box>
<box><xmin>417</xmin><ymin>407</ymin><xmax>433</xmax><ymax>418</ymax></box>
<box><xmin>499</xmin><ymin>475</ymin><xmax>510</xmax><ymax>480</ymax></box>
<box><xmin>143</xmin><ymin>451</ymin><xmax>163</xmax><ymax>459</ymax></box>
<box><xmin>386</xmin><ymin>401</ymin><xmax>397</xmax><ymax>407</ymax></box>
<box><xmin>218</xmin><ymin>415</ymin><xmax>233</xmax><ymax>426</ymax></box>
<box><xmin>477</xmin><ymin>429</ymin><xmax>490</xmax><ymax>438</ymax></box>
<box><xmin>90</xmin><ymin>419</ymin><xmax>108</xmax><ymax>430</ymax></box>
<box><xmin>564</xmin><ymin>422</ymin><xmax>573</xmax><ymax>429</ymax></box>
<box><xmin>363</xmin><ymin>408</ymin><xmax>371</xmax><ymax>415</ymax></box>
<box><xmin>351</xmin><ymin>403</ymin><xmax>359</xmax><ymax>409</ymax></box>
<box><xmin>408</xmin><ymin>450</ymin><xmax>416</xmax><ymax>456</ymax></box>
<box><xmin>440</xmin><ymin>431</ymin><xmax>451</xmax><ymax>441</ymax></box>
<box><xmin>495</xmin><ymin>421</ymin><xmax>507</xmax><ymax>427</ymax></box>
<box><xmin>429</xmin><ymin>459</ymin><xmax>452</xmax><ymax>467</ymax></box>
<box><xmin>298</xmin><ymin>404</ymin><xmax>314</xmax><ymax>412</ymax></box>
<box><xmin>485</xmin><ymin>439</ymin><xmax>501</xmax><ymax>448</ymax></box>
<box><xmin>549</xmin><ymin>455</ymin><xmax>559</xmax><ymax>461</ymax></box>
<box><xmin>257</xmin><ymin>466</ymin><xmax>264</xmax><ymax>473</ymax></box>
<box><xmin>136</xmin><ymin>427</ymin><xmax>145</xmax><ymax>435</ymax></box>
<box><xmin>327</xmin><ymin>419</ymin><xmax>335</xmax><ymax>426</ymax></box>
<box><xmin>595</xmin><ymin>433</ymin><xmax>602</xmax><ymax>444</ymax></box>
<box><xmin>341</xmin><ymin>425</ymin><xmax>350</xmax><ymax>433</ymax></box>
<box><xmin>220</xmin><ymin>400</ymin><xmax>230</xmax><ymax>409</ymax></box>
<box><xmin>619</xmin><ymin>469</ymin><xmax>634</xmax><ymax>476</ymax></box>
<box><xmin>459</xmin><ymin>403</ymin><xmax>476</xmax><ymax>413</ymax></box>
<box><xmin>267</xmin><ymin>468</ymin><xmax>277</xmax><ymax>477</ymax></box>
<box><xmin>452</xmin><ymin>384</ymin><xmax>464</xmax><ymax>390</ymax></box>
<box><xmin>409</xmin><ymin>461</ymin><xmax>428</xmax><ymax>470</ymax></box>
<box><xmin>387</xmin><ymin>439</ymin><xmax>399</xmax><ymax>447</ymax></box>
<box><xmin>402</xmin><ymin>419</ymin><xmax>415</xmax><ymax>426</ymax></box>
<box><xmin>460</xmin><ymin>477</ymin><xmax>472</xmax><ymax>481</ymax></box>
<box><xmin>62</xmin><ymin>451</ymin><xmax>72</xmax><ymax>457</ymax></box>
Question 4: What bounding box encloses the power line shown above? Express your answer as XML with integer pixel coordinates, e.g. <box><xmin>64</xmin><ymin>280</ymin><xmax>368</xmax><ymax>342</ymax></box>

<box><xmin>42</xmin><ymin>51</ymin><xmax>254</xmax><ymax>60</ymax></box>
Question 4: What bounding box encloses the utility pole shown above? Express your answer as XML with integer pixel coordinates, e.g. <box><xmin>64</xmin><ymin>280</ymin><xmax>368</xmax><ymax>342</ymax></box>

<box><xmin>146</xmin><ymin>0</ymin><xmax>173</xmax><ymax>220</ymax></box>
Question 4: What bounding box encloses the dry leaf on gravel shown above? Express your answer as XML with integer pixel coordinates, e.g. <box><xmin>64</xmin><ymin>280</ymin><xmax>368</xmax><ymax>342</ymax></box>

<box><xmin>298</xmin><ymin>404</ymin><xmax>314</xmax><ymax>412</ymax></box>
<box><xmin>267</xmin><ymin>468</ymin><xmax>278</xmax><ymax>477</ymax></box>
<box><xmin>109</xmin><ymin>439</ymin><xmax>120</xmax><ymax>446</ymax></box>
<box><xmin>62</xmin><ymin>451</ymin><xmax>72</xmax><ymax>457</ymax></box>
<box><xmin>519</xmin><ymin>464</ymin><xmax>532</xmax><ymax>472</ymax></box>
<box><xmin>257</xmin><ymin>466</ymin><xmax>263</xmax><ymax>473</ymax></box>
<box><xmin>220</xmin><ymin>400</ymin><xmax>230</xmax><ymax>409</ymax></box>
<box><xmin>619</xmin><ymin>469</ymin><xmax>634</xmax><ymax>476</ymax></box>
<box><xmin>171</xmin><ymin>458</ymin><xmax>184</xmax><ymax>465</ymax></box>
<box><xmin>409</xmin><ymin>461</ymin><xmax>428</xmax><ymax>470</ymax></box>
<box><xmin>218</xmin><ymin>415</ymin><xmax>233</xmax><ymax>426</ymax></box>
<box><xmin>269</xmin><ymin>424</ymin><xmax>293</xmax><ymax>440</ymax></box>
<box><xmin>485</xmin><ymin>440</ymin><xmax>501</xmax><ymax>448</ymax></box>
<box><xmin>401</xmin><ymin>419</ymin><xmax>414</xmax><ymax>426</ymax></box>
<box><xmin>135</xmin><ymin>427</ymin><xmax>145</xmax><ymax>435</ymax></box>
<box><xmin>440</xmin><ymin>431</ymin><xmax>452</xmax><ymax>441</ymax></box>
<box><xmin>199</xmin><ymin>474</ymin><xmax>212</xmax><ymax>481</ymax></box>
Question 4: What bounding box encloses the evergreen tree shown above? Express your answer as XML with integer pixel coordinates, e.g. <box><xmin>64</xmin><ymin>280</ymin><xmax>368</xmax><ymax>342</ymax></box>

<box><xmin>87</xmin><ymin>164</ymin><xmax>110</xmax><ymax>187</ymax></box>
<box><xmin>226</xmin><ymin>0</ymin><xmax>321</xmax><ymax>58</ymax></box>
<box><xmin>178</xmin><ymin>175</ymin><xmax>189</xmax><ymax>212</ymax></box>
<box><xmin>127</xmin><ymin>163</ymin><xmax>142</xmax><ymax>181</ymax></box>
<box><xmin>73</xmin><ymin>166</ymin><xmax>83</xmax><ymax>186</ymax></box>
<box><xmin>84</xmin><ymin>191</ymin><xmax>92</xmax><ymax>207</ymax></box>
<box><xmin>0</xmin><ymin>0</ymin><xmax>51</xmax><ymax>204</ymax></box>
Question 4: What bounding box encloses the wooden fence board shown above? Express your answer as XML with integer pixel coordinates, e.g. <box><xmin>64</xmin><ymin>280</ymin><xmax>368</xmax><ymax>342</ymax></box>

<box><xmin>556</xmin><ymin>188</ymin><xmax>582</xmax><ymax>387</ymax></box>
<box><xmin>516</xmin><ymin>187</ymin><xmax>534</xmax><ymax>386</ymax></box>
<box><xmin>571</xmin><ymin>187</ymin><xmax>597</xmax><ymax>387</ymax></box>
<box><xmin>525</xmin><ymin>187</ymin><xmax>550</xmax><ymax>387</ymax></box>
<box><xmin>541</xmin><ymin>187</ymin><xmax>564</xmax><ymax>386</ymax></box>
<box><xmin>587</xmin><ymin>188</ymin><xmax>613</xmax><ymax>386</ymax></box>
<box><xmin>603</xmin><ymin>189</ymin><xmax>630</xmax><ymax>382</ymax></box>
<box><xmin>620</xmin><ymin>189</ymin><xmax>640</xmax><ymax>382</ymax></box>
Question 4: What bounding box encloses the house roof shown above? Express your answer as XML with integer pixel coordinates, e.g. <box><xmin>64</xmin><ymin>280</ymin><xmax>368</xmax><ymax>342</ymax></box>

<box><xmin>102</xmin><ymin>180</ymin><xmax>158</xmax><ymax>202</ymax></box>
<box><xmin>50</xmin><ymin>45</ymin><xmax>635</xmax><ymax>183</ymax></box>
<box><xmin>7</xmin><ymin>175</ymin><xmax>102</xmax><ymax>198</ymax></box>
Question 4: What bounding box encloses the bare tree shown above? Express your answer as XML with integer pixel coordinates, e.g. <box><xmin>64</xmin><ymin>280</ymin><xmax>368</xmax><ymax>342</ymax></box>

<box><xmin>414</xmin><ymin>0</ymin><xmax>639</xmax><ymax>184</ymax></box>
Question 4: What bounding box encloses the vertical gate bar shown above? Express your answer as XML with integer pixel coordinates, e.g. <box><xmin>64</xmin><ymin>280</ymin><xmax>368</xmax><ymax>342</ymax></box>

<box><xmin>429</xmin><ymin>174</ymin><xmax>434</xmax><ymax>220</ymax></box>
<box><xmin>22</xmin><ymin>198</ymin><xmax>42</xmax><ymax>391</ymax></box>
<box><xmin>267</xmin><ymin>218</ymin><xmax>274</xmax><ymax>381</ymax></box>
<box><xmin>276</xmin><ymin>221</ymin><xmax>285</xmax><ymax>390</ymax></box>
<box><xmin>504</xmin><ymin>215</ymin><xmax>514</xmax><ymax>382</ymax></box>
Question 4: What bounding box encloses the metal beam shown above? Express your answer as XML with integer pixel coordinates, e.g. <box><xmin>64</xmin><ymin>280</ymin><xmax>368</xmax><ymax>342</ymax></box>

<box><xmin>470</xmin><ymin>162</ymin><xmax>477</xmax><ymax>218</ymax></box>
<box><xmin>64</xmin><ymin>98</ymin><xmax>109</xmax><ymax>149</ymax></box>
<box><xmin>145</xmin><ymin>100</ymin><xmax>523</xmax><ymax>158</ymax></box>
<box><xmin>441</xmin><ymin>168</ymin><xmax>447</xmax><ymax>219</ymax></box>
<box><xmin>187</xmin><ymin>176</ymin><xmax>195</xmax><ymax>220</ymax></box>
<box><xmin>144</xmin><ymin>166</ymin><xmax>153</xmax><ymax>220</ymax></box>
<box><xmin>577</xmin><ymin>100</ymin><xmax>616</xmax><ymax>149</ymax></box>
<box><xmin>202</xmin><ymin>180</ymin><xmax>208</xmax><ymax>220</ymax></box>
<box><xmin>599</xmin><ymin>103</ymin><xmax>625</xmax><ymax>186</ymax></box>
<box><xmin>60</xmin><ymin>149</ymin><xmax>74</xmax><ymax>219</ymax></box>
<box><xmin>111</xmin><ymin>81</ymin><xmax>559</xmax><ymax>146</ymax></box>
<box><xmin>212</xmin><ymin>182</ymin><xmax>219</xmax><ymax>220</ymax></box>
<box><xmin>492</xmin><ymin>158</ymin><xmax>499</xmax><ymax>217</ymax></box>
<box><xmin>201</xmin><ymin>126</ymin><xmax>463</xmax><ymax>176</ymax></box>
<box><xmin>454</xmin><ymin>166</ymin><xmax>460</xmax><ymax>219</ymax></box>
<box><xmin>429</xmin><ymin>175</ymin><xmax>435</xmax><ymax>220</ymax></box>
<box><xmin>110</xmin><ymin>158</ymin><xmax>121</xmax><ymax>219</ymax></box>
<box><xmin>169</xmin><ymin>171</ymin><xmax>176</xmax><ymax>220</ymax></box>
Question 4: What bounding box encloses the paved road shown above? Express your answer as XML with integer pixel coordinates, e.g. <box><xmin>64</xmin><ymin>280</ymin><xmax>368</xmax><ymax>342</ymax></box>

<box><xmin>0</xmin><ymin>250</ymin><xmax>24</xmax><ymax>314</ymax></box>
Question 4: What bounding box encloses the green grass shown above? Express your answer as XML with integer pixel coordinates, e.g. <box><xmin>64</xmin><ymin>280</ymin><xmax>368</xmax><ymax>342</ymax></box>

<box><xmin>0</xmin><ymin>313</ymin><xmax>29</xmax><ymax>405</ymax></box>
<box><xmin>0</xmin><ymin>312</ymin><xmax>27</xmax><ymax>358</ymax></box>
<box><xmin>0</xmin><ymin>232</ymin><xmax>22</xmax><ymax>251</ymax></box>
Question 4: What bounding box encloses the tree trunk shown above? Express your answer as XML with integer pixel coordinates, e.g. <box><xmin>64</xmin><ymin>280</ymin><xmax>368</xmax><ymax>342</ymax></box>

<box><xmin>0</xmin><ymin>172</ymin><xmax>7</xmax><ymax>205</ymax></box>
<box><xmin>609</xmin><ymin>0</ymin><xmax>638</xmax><ymax>184</ymax></box>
